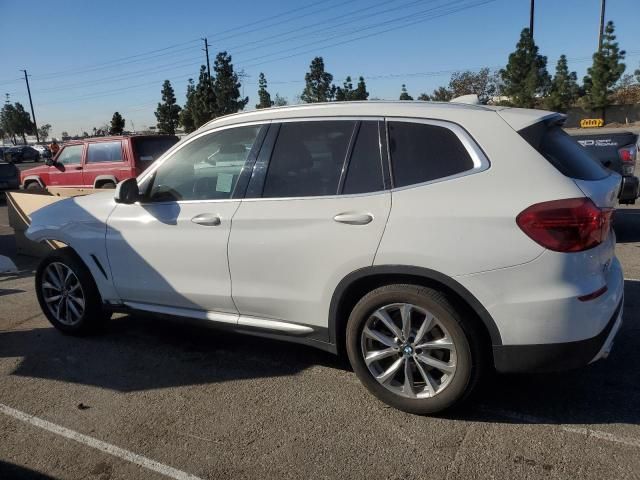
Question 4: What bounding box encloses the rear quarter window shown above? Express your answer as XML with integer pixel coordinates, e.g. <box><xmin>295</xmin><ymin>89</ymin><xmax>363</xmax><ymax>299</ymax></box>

<box><xmin>388</xmin><ymin>121</ymin><xmax>476</xmax><ymax>188</ymax></box>
<box><xmin>519</xmin><ymin>123</ymin><xmax>609</xmax><ymax>181</ymax></box>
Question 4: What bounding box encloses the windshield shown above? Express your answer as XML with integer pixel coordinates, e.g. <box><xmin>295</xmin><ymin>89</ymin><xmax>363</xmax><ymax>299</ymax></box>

<box><xmin>132</xmin><ymin>136</ymin><xmax>179</xmax><ymax>170</ymax></box>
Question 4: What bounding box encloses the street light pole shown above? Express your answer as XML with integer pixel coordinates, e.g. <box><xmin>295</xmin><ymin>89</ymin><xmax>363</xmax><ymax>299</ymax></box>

<box><xmin>598</xmin><ymin>0</ymin><xmax>606</xmax><ymax>50</ymax></box>
<box><xmin>529</xmin><ymin>0</ymin><xmax>535</xmax><ymax>39</ymax></box>
<box><xmin>20</xmin><ymin>69</ymin><xmax>39</xmax><ymax>143</ymax></box>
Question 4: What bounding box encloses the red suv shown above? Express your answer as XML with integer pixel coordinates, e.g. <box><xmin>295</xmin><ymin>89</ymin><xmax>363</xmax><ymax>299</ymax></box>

<box><xmin>21</xmin><ymin>135</ymin><xmax>179</xmax><ymax>191</ymax></box>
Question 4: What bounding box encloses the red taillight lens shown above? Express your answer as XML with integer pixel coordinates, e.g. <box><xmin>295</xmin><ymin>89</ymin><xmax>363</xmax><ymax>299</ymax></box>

<box><xmin>516</xmin><ymin>198</ymin><xmax>613</xmax><ymax>252</ymax></box>
<box><xmin>618</xmin><ymin>145</ymin><xmax>636</xmax><ymax>163</ymax></box>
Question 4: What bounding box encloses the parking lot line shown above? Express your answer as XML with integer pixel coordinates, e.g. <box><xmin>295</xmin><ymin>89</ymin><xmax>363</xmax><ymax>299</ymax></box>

<box><xmin>483</xmin><ymin>407</ymin><xmax>640</xmax><ymax>449</ymax></box>
<box><xmin>0</xmin><ymin>403</ymin><xmax>204</xmax><ymax>480</ymax></box>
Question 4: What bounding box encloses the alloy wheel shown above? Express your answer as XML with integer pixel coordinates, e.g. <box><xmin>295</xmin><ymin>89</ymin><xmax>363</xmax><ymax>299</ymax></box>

<box><xmin>41</xmin><ymin>262</ymin><xmax>86</xmax><ymax>326</ymax></box>
<box><xmin>361</xmin><ymin>303</ymin><xmax>457</xmax><ymax>399</ymax></box>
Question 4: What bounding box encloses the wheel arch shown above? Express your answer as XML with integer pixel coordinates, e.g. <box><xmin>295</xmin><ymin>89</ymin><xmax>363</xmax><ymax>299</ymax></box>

<box><xmin>93</xmin><ymin>175</ymin><xmax>118</xmax><ymax>188</ymax></box>
<box><xmin>329</xmin><ymin>265</ymin><xmax>502</xmax><ymax>356</ymax></box>
<box><xmin>22</xmin><ymin>175</ymin><xmax>45</xmax><ymax>189</ymax></box>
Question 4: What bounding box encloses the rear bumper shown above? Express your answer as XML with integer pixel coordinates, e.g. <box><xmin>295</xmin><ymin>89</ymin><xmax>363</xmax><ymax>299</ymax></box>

<box><xmin>618</xmin><ymin>175</ymin><xmax>639</xmax><ymax>204</ymax></box>
<box><xmin>493</xmin><ymin>298</ymin><xmax>623</xmax><ymax>373</ymax></box>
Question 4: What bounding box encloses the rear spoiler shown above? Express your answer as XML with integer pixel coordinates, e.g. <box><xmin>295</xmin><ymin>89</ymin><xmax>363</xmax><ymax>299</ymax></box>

<box><xmin>497</xmin><ymin>109</ymin><xmax>566</xmax><ymax>131</ymax></box>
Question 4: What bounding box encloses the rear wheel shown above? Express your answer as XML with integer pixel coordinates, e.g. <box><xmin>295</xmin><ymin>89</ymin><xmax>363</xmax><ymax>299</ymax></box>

<box><xmin>36</xmin><ymin>248</ymin><xmax>110</xmax><ymax>335</ymax></box>
<box><xmin>346</xmin><ymin>284</ymin><xmax>484</xmax><ymax>414</ymax></box>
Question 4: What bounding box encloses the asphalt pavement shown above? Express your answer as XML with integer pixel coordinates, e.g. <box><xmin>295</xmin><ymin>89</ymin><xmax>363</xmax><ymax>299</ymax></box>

<box><xmin>0</xmin><ymin>196</ymin><xmax>639</xmax><ymax>480</ymax></box>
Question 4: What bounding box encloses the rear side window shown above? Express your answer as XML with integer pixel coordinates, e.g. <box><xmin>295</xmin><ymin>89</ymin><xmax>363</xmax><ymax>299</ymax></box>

<box><xmin>263</xmin><ymin>121</ymin><xmax>355</xmax><ymax>198</ymax></box>
<box><xmin>388</xmin><ymin>122</ymin><xmax>475</xmax><ymax>188</ymax></box>
<box><xmin>519</xmin><ymin>124</ymin><xmax>608</xmax><ymax>181</ymax></box>
<box><xmin>132</xmin><ymin>136</ymin><xmax>179</xmax><ymax>167</ymax></box>
<box><xmin>343</xmin><ymin>122</ymin><xmax>384</xmax><ymax>194</ymax></box>
<box><xmin>87</xmin><ymin>141</ymin><xmax>123</xmax><ymax>163</ymax></box>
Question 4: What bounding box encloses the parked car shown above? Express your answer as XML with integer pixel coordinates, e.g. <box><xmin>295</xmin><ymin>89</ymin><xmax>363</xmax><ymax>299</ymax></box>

<box><xmin>0</xmin><ymin>161</ymin><xmax>20</xmax><ymax>196</ymax></box>
<box><xmin>20</xmin><ymin>135</ymin><xmax>179</xmax><ymax>191</ymax></box>
<box><xmin>0</xmin><ymin>146</ymin><xmax>12</xmax><ymax>162</ymax></box>
<box><xmin>26</xmin><ymin>102</ymin><xmax>624</xmax><ymax>414</ymax></box>
<box><xmin>5</xmin><ymin>145</ymin><xmax>40</xmax><ymax>163</ymax></box>
<box><xmin>33</xmin><ymin>144</ymin><xmax>51</xmax><ymax>158</ymax></box>
<box><xmin>569</xmin><ymin>129</ymin><xmax>639</xmax><ymax>204</ymax></box>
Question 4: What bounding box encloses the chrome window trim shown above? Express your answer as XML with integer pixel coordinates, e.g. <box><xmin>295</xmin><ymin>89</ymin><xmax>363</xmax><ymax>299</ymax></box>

<box><xmin>385</xmin><ymin>116</ymin><xmax>490</xmax><ymax>192</ymax></box>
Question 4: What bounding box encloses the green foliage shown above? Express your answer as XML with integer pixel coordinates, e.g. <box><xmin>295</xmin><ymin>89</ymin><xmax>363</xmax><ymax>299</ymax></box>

<box><xmin>179</xmin><ymin>79</ymin><xmax>197</xmax><ymax>134</ymax></box>
<box><xmin>154</xmin><ymin>80</ymin><xmax>182</xmax><ymax>135</ymax></box>
<box><xmin>335</xmin><ymin>76</ymin><xmax>369</xmax><ymax>101</ymax></box>
<box><xmin>449</xmin><ymin>68</ymin><xmax>498</xmax><ymax>103</ymax></box>
<box><xmin>418</xmin><ymin>86</ymin><xmax>452</xmax><ymax>102</ymax></box>
<box><xmin>109</xmin><ymin>112</ymin><xmax>125</xmax><ymax>135</ymax></box>
<box><xmin>0</xmin><ymin>102</ymin><xmax>34</xmax><ymax>144</ymax></box>
<box><xmin>193</xmin><ymin>65</ymin><xmax>217</xmax><ymax>128</ymax></box>
<box><xmin>213</xmin><ymin>51</ymin><xmax>248</xmax><ymax>116</ymax></box>
<box><xmin>583</xmin><ymin>21</ymin><xmax>626</xmax><ymax>114</ymax></box>
<box><xmin>544</xmin><ymin>55</ymin><xmax>579</xmax><ymax>112</ymax></box>
<box><xmin>256</xmin><ymin>72</ymin><xmax>273</xmax><ymax>109</ymax></box>
<box><xmin>500</xmin><ymin>28</ymin><xmax>550</xmax><ymax>108</ymax></box>
<box><xmin>37</xmin><ymin>123</ymin><xmax>52</xmax><ymax>142</ymax></box>
<box><xmin>273</xmin><ymin>94</ymin><xmax>288</xmax><ymax>106</ymax></box>
<box><xmin>301</xmin><ymin>57</ymin><xmax>336</xmax><ymax>103</ymax></box>
<box><xmin>399</xmin><ymin>84</ymin><xmax>413</xmax><ymax>101</ymax></box>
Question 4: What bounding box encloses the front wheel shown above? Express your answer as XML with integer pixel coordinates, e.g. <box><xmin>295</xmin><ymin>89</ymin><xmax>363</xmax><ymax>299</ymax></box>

<box><xmin>346</xmin><ymin>284</ymin><xmax>484</xmax><ymax>415</ymax></box>
<box><xmin>35</xmin><ymin>248</ymin><xmax>110</xmax><ymax>335</ymax></box>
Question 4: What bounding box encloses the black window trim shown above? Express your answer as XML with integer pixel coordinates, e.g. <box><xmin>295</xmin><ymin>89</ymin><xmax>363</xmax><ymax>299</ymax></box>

<box><xmin>244</xmin><ymin>116</ymin><xmax>389</xmax><ymax>201</ymax></box>
<box><xmin>136</xmin><ymin>121</ymin><xmax>270</xmax><ymax>205</ymax></box>
<box><xmin>86</xmin><ymin>140</ymin><xmax>125</xmax><ymax>164</ymax></box>
<box><xmin>384</xmin><ymin>117</ymin><xmax>490</xmax><ymax>191</ymax></box>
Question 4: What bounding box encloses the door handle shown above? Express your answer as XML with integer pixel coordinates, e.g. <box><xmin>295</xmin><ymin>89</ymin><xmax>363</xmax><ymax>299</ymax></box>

<box><xmin>333</xmin><ymin>212</ymin><xmax>374</xmax><ymax>225</ymax></box>
<box><xmin>74</xmin><ymin>166</ymin><xmax>83</xmax><ymax>170</ymax></box>
<box><xmin>191</xmin><ymin>213</ymin><xmax>221</xmax><ymax>226</ymax></box>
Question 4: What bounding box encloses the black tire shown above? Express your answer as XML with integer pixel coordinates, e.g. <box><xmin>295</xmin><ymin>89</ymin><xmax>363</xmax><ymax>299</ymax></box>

<box><xmin>35</xmin><ymin>248</ymin><xmax>110</xmax><ymax>335</ymax></box>
<box><xmin>25</xmin><ymin>182</ymin><xmax>43</xmax><ymax>192</ymax></box>
<box><xmin>98</xmin><ymin>181</ymin><xmax>116</xmax><ymax>189</ymax></box>
<box><xmin>346</xmin><ymin>284</ymin><xmax>485</xmax><ymax>415</ymax></box>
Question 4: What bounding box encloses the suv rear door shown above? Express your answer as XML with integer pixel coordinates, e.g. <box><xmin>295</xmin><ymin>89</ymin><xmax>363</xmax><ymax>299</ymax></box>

<box><xmin>227</xmin><ymin>119</ymin><xmax>391</xmax><ymax>336</ymax></box>
<box><xmin>82</xmin><ymin>139</ymin><xmax>129</xmax><ymax>188</ymax></box>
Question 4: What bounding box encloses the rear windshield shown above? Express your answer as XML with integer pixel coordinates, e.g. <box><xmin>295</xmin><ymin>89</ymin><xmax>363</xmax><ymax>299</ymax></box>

<box><xmin>519</xmin><ymin>123</ymin><xmax>609</xmax><ymax>181</ymax></box>
<box><xmin>132</xmin><ymin>136</ymin><xmax>179</xmax><ymax>168</ymax></box>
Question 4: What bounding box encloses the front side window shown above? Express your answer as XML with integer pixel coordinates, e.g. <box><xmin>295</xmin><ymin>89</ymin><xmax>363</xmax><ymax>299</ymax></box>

<box><xmin>262</xmin><ymin>121</ymin><xmax>355</xmax><ymax>198</ymax></box>
<box><xmin>56</xmin><ymin>145</ymin><xmax>83</xmax><ymax>165</ymax></box>
<box><xmin>147</xmin><ymin>125</ymin><xmax>261</xmax><ymax>202</ymax></box>
<box><xmin>87</xmin><ymin>141</ymin><xmax>123</xmax><ymax>163</ymax></box>
<box><xmin>388</xmin><ymin>122</ymin><xmax>475</xmax><ymax>188</ymax></box>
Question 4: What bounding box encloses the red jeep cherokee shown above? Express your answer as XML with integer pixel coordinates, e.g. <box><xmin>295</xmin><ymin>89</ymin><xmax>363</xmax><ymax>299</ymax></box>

<box><xmin>21</xmin><ymin>135</ymin><xmax>179</xmax><ymax>191</ymax></box>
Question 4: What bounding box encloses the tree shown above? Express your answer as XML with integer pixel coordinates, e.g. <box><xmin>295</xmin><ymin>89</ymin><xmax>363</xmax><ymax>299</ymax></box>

<box><xmin>61</xmin><ymin>131</ymin><xmax>69</xmax><ymax>138</ymax></box>
<box><xmin>500</xmin><ymin>28</ymin><xmax>550</xmax><ymax>108</ymax></box>
<box><xmin>0</xmin><ymin>103</ymin><xmax>18</xmax><ymax>144</ymax></box>
<box><xmin>399</xmin><ymin>84</ymin><xmax>413</xmax><ymax>101</ymax></box>
<box><xmin>544</xmin><ymin>55</ymin><xmax>580</xmax><ymax>112</ymax></box>
<box><xmin>193</xmin><ymin>65</ymin><xmax>217</xmax><ymax>128</ymax></box>
<box><xmin>611</xmin><ymin>74</ymin><xmax>640</xmax><ymax>105</ymax></box>
<box><xmin>449</xmin><ymin>68</ymin><xmax>498</xmax><ymax>103</ymax></box>
<box><xmin>180</xmin><ymin>78</ymin><xmax>197</xmax><ymax>134</ymax></box>
<box><xmin>335</xmin><ymin>76</ymin><xmax>369</xmax><ymax>101</ymax></box>
<box><xmin>109</xmin><ymin>112</ymin><xmax>125</xmax><ymax>135</ymax></box>
<box><xmin>213</xmin><ymin>51</ymin><xmax>248</xmax><ymax>116</ymax></box>
<box><xmin>583</xmin><ymin>21</ymin><xmax>626</xmax><ymax>119</ymax></box>
<box><xmin>82</xmin><ymin>131</ymin><xmax>89</xmax><ymax>138</ymax></box>
<box><xmin>273</xmin><ymin>94</ymin><xmax>288</xmax><ymax>106</ymax></box>
<box><xmin>418</xmin><ymin>86</ymin><xmax>453</xmax><ymax>102</ymax></box>
<box><xmin>154</xmin><ymin>80</ymin><xmax>182</xmax><ymax>134</ymax></box>
<box><xmin>37</xmin><ymin>123</ymin><xmax>52</xmax><ymax>142</ymax></box>
<box><xmin>1</xmin><ymin>103</ymin><xmax>34</xmax><ymax>144</ymax></box>
<box><xmin>301</xmin><ymin>57</ymin><xmax>335</xmax><ymax>103</ymax></box>
<box><xmin>256</xmin><ymin>72</ymin><xmax>273</xmax><ymax>109</ymax></box>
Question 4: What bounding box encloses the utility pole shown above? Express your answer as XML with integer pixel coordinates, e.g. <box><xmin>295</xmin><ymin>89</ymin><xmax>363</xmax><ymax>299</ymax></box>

<box><xmin>201</xmin><ymin>37</ymin><xmax>212</xmax><ymax>83</ymax></box>
<box><xmin>598</xmin><ymin>0</ymin><xmax>606</xmax><ymax>50</ymax></box>
<box><xmin>20</xmin><ymin>69</ymin><xmax>39</xmax><ymax>143</ymax></box>
<box><xmin>529</xmin><ymin>0</ymin><xmax>535</xmax><ymax>39</ymax></box>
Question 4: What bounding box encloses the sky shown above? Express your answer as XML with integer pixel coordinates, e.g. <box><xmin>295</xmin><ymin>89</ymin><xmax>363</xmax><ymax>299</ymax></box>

<box><xmin>0</xmin><ymin>0</ymin><xmax>638</xmax><ymax>138</ymax></box>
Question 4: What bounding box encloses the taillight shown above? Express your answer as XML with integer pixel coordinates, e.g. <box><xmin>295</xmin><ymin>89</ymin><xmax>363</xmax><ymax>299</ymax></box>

<box><xmin>619</xmin><ymin>145</ymin><xmax>637</xmax><ymax>176</ymax></box>
<box><xmin>516</xmin><ymin>198</ymin><xmax>613</xmax><ymax>252</ymax></box>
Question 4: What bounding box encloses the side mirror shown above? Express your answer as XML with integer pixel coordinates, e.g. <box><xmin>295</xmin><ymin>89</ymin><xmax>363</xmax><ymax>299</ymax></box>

<box><xmin>114</xmin><ymin>177</ymin><xmax>141</xmax><ymax>204</ymax></box>
<box><xmin>45</xmin><ymin>158</ymin><xmax>55</xmax><ymax>166</ymax></box>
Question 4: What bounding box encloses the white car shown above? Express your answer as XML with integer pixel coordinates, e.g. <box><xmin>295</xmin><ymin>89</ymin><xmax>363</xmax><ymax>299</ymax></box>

<box><xmin>27</xmin><ymin>102</ymin><xmax>624</xmax><ymax>414</ymax></box>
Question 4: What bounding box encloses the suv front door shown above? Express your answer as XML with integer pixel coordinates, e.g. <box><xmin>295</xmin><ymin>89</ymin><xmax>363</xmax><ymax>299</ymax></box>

<box><xmin>48</xmin><ymin>144</ymin><xmax>85</xmax><ymax>187</ymax></box>
<box><xmin>228</xmin><ymin>120</ymin><xmax>391</xmax><ymax>336</ymax></box>
<box><xmin>105</xmin><ymin>124</ymin><xmax>267</xmax><ymax>320</ymax></box>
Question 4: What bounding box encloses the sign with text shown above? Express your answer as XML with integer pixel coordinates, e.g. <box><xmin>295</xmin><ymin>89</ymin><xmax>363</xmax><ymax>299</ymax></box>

<box><xmin>580</xmin><ymin>118</ymin><xmax>604</xmax><ymax>128</ymax></box>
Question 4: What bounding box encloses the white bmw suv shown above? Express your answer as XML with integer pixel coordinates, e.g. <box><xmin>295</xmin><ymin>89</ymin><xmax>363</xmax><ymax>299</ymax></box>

<box><xmin>27</xmin><ymin>102</ymin><xmax>624</xmax><ymax>414</ymax></box>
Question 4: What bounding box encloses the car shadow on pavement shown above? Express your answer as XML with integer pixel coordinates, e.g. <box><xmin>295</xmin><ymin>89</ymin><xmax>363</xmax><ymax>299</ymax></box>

<box><xmin>0</xmin><ymin>461</ymin><xmax>56</xmax><ymax>479</ymax></box>
<box><xmin>614</xmin><ymin>209</ymin><xmax>640</xmax><ymax>243</ymax></box>
<box><xmin>0</xmin><ymin>311</ymin><xmax>347</xmax><ymax>393</ymax></box>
